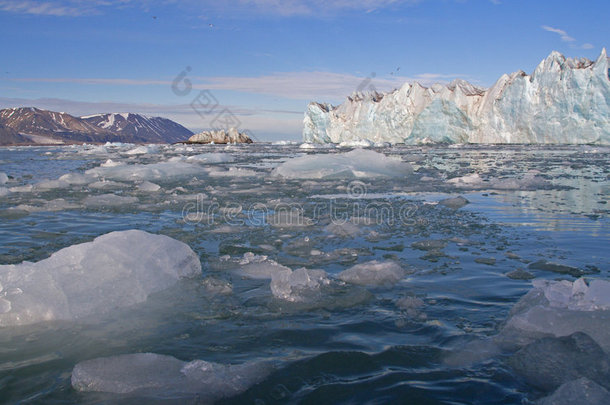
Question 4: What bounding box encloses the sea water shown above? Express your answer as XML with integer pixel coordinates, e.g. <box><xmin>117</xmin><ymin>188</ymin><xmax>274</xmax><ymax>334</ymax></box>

<box><xmin>0</xmin><ymin>143</ymin><xmax>608</xmax><ymax>404</ymax></box>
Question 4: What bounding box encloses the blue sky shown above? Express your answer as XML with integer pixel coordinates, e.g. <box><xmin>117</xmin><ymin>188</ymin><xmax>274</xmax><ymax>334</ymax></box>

<box><xmin>0</xmin><ymin>0</ymin><xmax>608</xmax><ymax>141</ymax></box>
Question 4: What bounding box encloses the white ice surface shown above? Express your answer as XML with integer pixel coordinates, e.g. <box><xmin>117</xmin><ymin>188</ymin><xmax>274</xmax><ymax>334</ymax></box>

<box><xmin>270</xmin><ymin>267</ymin><xmax>330</xmax><ymax>302</ymax></box>
<box><xmin>338</xmin><ymin>260</ymin><xmax>406</xmax><ymax>286</ymax></box>
<box><xmin>500</xmin><ymin>278</ymin><xmax>610</xmax><ymax>351</ymax></box>
<box><xmin>71</xmin><ymin>352</ymin><xmax>271</xmax><ymax>400</ymax></box>
<box><xmin>273</xmin><ymin>149</ymin><xmax>412</xmax><ymax>179</ymax></box>
<box><xmin>0</xmin><ymin>230</ymin><xmax>201</xmax><ymax>327</ymax></box>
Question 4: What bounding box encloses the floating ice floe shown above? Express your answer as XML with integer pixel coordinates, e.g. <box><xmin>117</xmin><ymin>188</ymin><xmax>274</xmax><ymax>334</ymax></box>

<box><xmin>124</xmin><ymin>144</ymin><xmax>160</xmax><ymax>155</ymax></box>
<box><xmin>235</xmin><ymin>252</ymin><xmax>292</xmax><ymax>279</ymax></box>
<box><xmin>71</xmin><ymin>352</ymin><xmax>271</xmax><ymax>401</ymax></box>
<box><xmin>270</xmin><ymin>267</ymin><xmax>330</xmax><ymax>302</ymax></box>
<box><xmin>83</xmin><ymin>194</ymin><xmax>139</xmax><ymax>207</ymax></box>
<box><xmin>338</xmin><ymin>260</ymin><xmax>406</xmax><ymax>286</ymax></box>
<box><xmin>273</xmin><ymin>149</ymin><xmax>412</xmax><ymax>179</ymax></box>
<box><xmin>0</xmin><ymin>187</ymin><xmax>9</xmax><ymax>197</ymax></box>
<box><xmin>447</xmin><ymin>172</ymin><xmax>550</xmax><ymax>191</ymax></box>
<box><xmin>438</xmin><ymin>195</ymin><xmax>469</xmax><ymax>209</ymax></box>
<box><xmin>186</xmin><ymin>153</ymin><xmax>235</xmax><ymax>163</ymax></box>
<box><xmin>0</xmin><ymin>230</ymin><xmax>201</xmax><ymax>327</ymax></box>
<box><xmin>11</xmin><ymin>198</ymin><xmax>80</xmax><ymax>213</ymax></box>
<box><xmin>88</xmin><ymin>180</ymin><xmax>127</xmax><ymax>190</ymax></box>
<box><xmin>137</xmin><ymin>181</ymin><xmax>161</xmax><ymax>192</ymax></box>
<box><xmin>86</xmin><ymin>161</ymin><xmax>205</xmax><ymax>182</ymax></box>
<box><xmin>499</xmin><ymin>278</ymin><xmax>610</xmax><ymax>351</ymax></box>
<box><xmin>0</xmin><ymin>172</ymin><xmax>8</xmax><ymax>185</ymax></box>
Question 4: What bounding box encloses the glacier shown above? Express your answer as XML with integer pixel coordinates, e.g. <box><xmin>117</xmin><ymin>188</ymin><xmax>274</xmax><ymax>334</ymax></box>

<box><xmin>304</xmin><ymin>49</ymin><xmax>610</xmax><ymax>144</ymax></box>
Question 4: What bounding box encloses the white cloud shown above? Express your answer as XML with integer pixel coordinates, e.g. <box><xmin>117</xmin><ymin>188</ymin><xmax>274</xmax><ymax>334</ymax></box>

<box><xmin>541</xmin><ymin>25</ymin><xmax>595</xmax><ymax>51</ymax></box>
<box><xmin>239</xmin><ymin>0</ymin><xmax>412</xmax><ymax>16</ymax></box>
<box><xmin>541</xmin><ymin>25</ymin><xmax>576</xmax><ymax>43</ymax></box>
<box><xmin>11</xmin><ymin>70</ymin><xmax>469</xmax><ymax>102</ymax></box>
<box><xmin>0</xmin><ymin>0</ymin><xmax>417</xmax><ymax>17</ymax></box>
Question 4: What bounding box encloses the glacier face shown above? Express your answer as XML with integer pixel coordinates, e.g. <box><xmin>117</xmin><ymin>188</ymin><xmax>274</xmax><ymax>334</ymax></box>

<box><xmin>303</xmin><ymin>49</ymin><xmax>610</xmax><ymax>144</ymax></box>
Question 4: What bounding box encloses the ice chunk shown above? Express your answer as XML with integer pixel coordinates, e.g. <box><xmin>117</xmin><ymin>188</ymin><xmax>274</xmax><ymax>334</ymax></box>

<box><xmin>438</xmin><ymin>195</ymin><xmax>469</xmax><ymax>209</ymax></box>
<box><xmin>489</xmin><ymin>173</ymin><xmax>550</xmax><ymax>190</ymax></box>
<box><xmin>337</xmin><ymin>260</ymin><xmax>406</xmax><ymax>286</ymax></box>
<box><xmin>0</xmin><ymin>172</ymin><xmax>8</xmax><ymax>185</ymax></box>
<box><xmin>0</xmin><ymin>230</ymin><xmax>201</xmax><ymax>327</ymax></box>
<box><xmin>58</xmin><ymin>173</ymin><xmax>94</xmax><ymax>185</ymax></box>
<box><xmin>500</xmin><ymin>278</ymin><xmax>610</xmax><ymax>351</ymax></box>
<box><xmin>0</xmin><ymin>187</ymin><xmax>9</xmax><ymax>197</ymax></box>
<box><xmin>11</xmin><ymin>198</ymin><xmax>80</xmax><ymax>213</ymax></box>
<box><xmin>270</xmin><ymin>267</ymin><xmax>330</xmax><ymax>302</ymax></box>
<box><xmin>186</xmin><ymin>153</ymin><xmax>235</xmax><ymax>163</ymax></box>
<box><xmin>100</xmin><ymin>159</ymin><xmax>123</xmax><ymax>168</ymax></box>
<box><xmin>273</xmin><ymin>149</ymin><xmax>412</xmax><ymax>179</ymax></box>
<box><xmin>137</xmin><ymin>181</ymin><xmax>161</xmax><ymax>192</ymax></box>
<box><xmin>83</xmin><ymin>194</ymin><xmax>139</xmax><ymax>207</ymax></box>
<box><xmin>207</xmin><ymin>167</ymin><xmax>259</xmax><ymax>177</ymax></box>
<box><xmin>88</xmin><ymin>180</ymin><xmax>127</xmax><ymax>190</ymax></box>
<box><xmin>447</xmin><ymin>173</ymin><xmax>485</xmax><ymax>188</ymax></box>
<box><xmin>411</xmin><ymin>239</ymin><xmax>447</xmax><ymax>251</ymax></box>
<box><xmin>86</xmin><ymin>161</ymin><xmax>205</xmax><ymax>182</ymax></box>
<box><xmin>508</xmin><ymin>332</ymin><xmax>610</xmax><ymax>392</ymax></box>
<box><xmin>71</xmin><ymin>353</ymin><xmax>270</xmax><ymax>401</ymax></box>
<box><xmin>125</xmin><ymin>144</ymin><xmax>159</xmax><ymax>155</ymax></box>
<box><xmin>240</xmin><ymin>259</ymin><xmax>292</xmax><ymax>280</ymax></box>
<box><xmin>531</xmin><ymin>278</ymin><xmax>610</xmax><ymax>311</ymax></box>
<box><xmin>33</xmin><ymin>179</ymin><xmax>70</xmax><ymax>190</ymax></box>
<box><xmin>539</xmin><ymin>378</ymin><xmax>610</xmax><ymax>405</ymax></box>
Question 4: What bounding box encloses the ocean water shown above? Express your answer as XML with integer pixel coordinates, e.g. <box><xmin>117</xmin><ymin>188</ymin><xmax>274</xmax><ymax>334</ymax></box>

<box><xmin>0</xmin><ymin>143</ymin><xmax>608</xmax><ymax>404</ymax></box>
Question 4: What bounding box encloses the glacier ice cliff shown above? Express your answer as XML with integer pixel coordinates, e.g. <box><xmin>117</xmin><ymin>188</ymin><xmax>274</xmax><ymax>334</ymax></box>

<box><xmin>303</xmin><ymin>49</ymin><xmax>610</xmax><ymax>144</ymax></box>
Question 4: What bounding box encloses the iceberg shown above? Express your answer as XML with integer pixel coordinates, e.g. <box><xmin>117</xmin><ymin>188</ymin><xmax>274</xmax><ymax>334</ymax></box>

<box><xmin>304</xmin><ymin>49</ymin><xmax>610</xmax><ymax>145</ymax></box>
<box><xmin>71</xmin><ymin>352</ymin><xmax>271</xmax><ymax>400</ymax></box>
<box><xmin>0</xmin><ymin>230</ymin><xmax>201</xmax><ymax>327</ymax></box>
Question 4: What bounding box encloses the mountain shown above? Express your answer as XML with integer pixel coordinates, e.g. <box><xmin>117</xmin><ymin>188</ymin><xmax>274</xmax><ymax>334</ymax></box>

<box><xmin>0</xmin><ymin>122</ymin><xmax>30</xmax><ymax>145</ymax></box>
<box><xmin>0</xmin><ymin>108</ymin><xmax>193</xmax><ymax>145</ymax></box>
<box><xmin>82</xmin><ymin>113</ymin><xmax>193</xmax><ymax>144</ymax></box>
<box><xmin>304</xmin><ymin>49</ymin><xmax>610</xmax><ymax>145</ymax></box>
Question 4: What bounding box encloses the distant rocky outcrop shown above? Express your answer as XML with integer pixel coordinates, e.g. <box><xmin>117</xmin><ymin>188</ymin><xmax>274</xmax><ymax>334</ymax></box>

<box><xmin>0</xmin><ymin>107</ymin><xmax>193</xmax><ymax>146</ymax></box>
<box><xmin>186</xmin><ymin>128</ymin><xmax>253</xmax><ymax>144</ymax></box>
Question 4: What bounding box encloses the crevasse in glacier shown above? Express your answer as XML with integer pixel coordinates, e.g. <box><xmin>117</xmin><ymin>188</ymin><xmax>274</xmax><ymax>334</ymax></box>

<box><xmin>303</xmin><ymin>49</ymin><xmax>610</xmax><ymax>144</ymax></box>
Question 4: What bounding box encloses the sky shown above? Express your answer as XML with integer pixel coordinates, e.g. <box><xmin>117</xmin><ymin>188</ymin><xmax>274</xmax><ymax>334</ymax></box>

<box><xmin>0</xmin><ymin>0</ymin><xmax>608</xmax><ymax>141</ymax></box>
